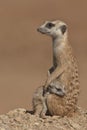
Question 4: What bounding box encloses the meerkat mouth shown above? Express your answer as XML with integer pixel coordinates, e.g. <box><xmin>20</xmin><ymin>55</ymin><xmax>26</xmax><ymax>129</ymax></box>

<box><xmin>37</xmin><ymin>28</ymin><xmax>50</xmax><ymax>34</ymax></box>
<box><xmin>39</xmin><ymin>31</ymin><xmax>46</xmax><ymax>34</ymax></box>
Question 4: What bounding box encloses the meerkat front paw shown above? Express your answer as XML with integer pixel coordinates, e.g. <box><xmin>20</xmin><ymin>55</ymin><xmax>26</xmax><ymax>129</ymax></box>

<box><xmin>45</xmin><ymin>79</ymin><xmax>51</xmax><ymax>88</ymax></box>
<box><xmin>47</xmin><ymin>70</ymin><xmax>50</xmax><ymax>77</ymax></box>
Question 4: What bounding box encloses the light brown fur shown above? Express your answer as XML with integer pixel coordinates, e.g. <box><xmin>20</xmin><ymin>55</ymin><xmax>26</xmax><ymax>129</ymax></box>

<box><xmin>33</xmin><ymin>20</ymin><xmax>80</xmax><ymax>117</ymax></box>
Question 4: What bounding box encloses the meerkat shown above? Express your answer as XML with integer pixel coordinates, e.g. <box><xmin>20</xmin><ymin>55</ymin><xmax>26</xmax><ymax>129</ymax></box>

<box><xmin>32</xmin><ymin>80</ymin><xmax>66</xmax><ymax>118</ymax></box>
<box><xmin>36</xmin><ymin>20</ymin><xmax>80</xmax><ymax>117</ymax></box>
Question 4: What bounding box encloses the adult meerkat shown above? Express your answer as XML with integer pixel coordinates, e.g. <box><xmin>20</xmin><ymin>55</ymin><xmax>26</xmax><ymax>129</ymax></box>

<box><xmin>36</xmin><ymin>20</ymin><xmax>80</xmax><ymax>117</ymax></box>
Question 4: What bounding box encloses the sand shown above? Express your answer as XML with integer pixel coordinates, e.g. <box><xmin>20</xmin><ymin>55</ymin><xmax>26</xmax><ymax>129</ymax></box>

<box><xmin>0</xmin><ymin>0</ymin><xmax>87</xmax><ymax>114</ymax></box>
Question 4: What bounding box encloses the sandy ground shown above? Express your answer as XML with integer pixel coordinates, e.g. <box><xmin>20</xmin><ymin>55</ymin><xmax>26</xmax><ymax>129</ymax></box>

<box><xmin>0</xmin><ymin>0</ymin><xmax>87</xmax><ymax>114</ymax></box>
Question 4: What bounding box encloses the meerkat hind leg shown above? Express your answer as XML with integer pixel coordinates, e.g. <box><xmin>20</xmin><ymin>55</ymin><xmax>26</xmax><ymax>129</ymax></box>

<box><xmin>40</xmin><ymin>98</ymin><xmax>48</xmax><ymax>119</ymax></box>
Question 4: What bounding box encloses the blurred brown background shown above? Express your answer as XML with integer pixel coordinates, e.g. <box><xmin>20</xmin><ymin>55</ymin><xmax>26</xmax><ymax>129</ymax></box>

<box><xmin>0</xmin><ymin>0</ymin><xmax>87</xmax><ymax>114</ymax></box>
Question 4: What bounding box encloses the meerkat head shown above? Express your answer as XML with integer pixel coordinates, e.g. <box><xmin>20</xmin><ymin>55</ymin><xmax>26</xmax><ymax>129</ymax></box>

<box><xmin>37</xmin><ymin>20</ymin><xmax>68</xmax><ymax>39</ymax></box>
<box><xmin>47</xmin><ymin>82</ymin><xmax>66</xmax><ymax>97</ymax></box>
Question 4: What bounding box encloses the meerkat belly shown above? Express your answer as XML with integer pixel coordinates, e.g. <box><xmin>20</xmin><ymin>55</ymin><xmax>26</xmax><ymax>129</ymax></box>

<box><xmin>47</xmin><ymin>68</ymin><xmax>80</xmax><ymax>116</ymax></box>
<box><xmin>46</xmin><ymin>94</ymin><xmax>66</xmax><ymax>116</ymax></box>
<box><xmin>47</xmin><ymin>93</ymin><xmax>77</xmax><ymax>116</ymax></box>
<box><xmin>60</xmin><ymin>69</ymin><xmax>79</xmax><ymax>101</ymax></box>
<box><xmin>59</xmin><ymin>66</ymin><xmax>79</xmax><ymax>92</ymax></box>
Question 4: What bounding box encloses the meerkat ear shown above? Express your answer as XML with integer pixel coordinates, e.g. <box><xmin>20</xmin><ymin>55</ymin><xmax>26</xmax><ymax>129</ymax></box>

<box><xmin>60</xmin><ymin>25</ymin><xmax>67</xmax><ymax>34</ymax></box>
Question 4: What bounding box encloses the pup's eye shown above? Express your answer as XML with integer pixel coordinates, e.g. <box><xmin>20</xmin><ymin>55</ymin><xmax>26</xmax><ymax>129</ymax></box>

<box><xmin>46</xmin><ymin>22</ymin><xmax>55</xmax><ymax>29</ymax></box>
<box><xmin>56</xmin><ymin>88</ymin><xmax>62</xmax><ymax>92</ymax></box>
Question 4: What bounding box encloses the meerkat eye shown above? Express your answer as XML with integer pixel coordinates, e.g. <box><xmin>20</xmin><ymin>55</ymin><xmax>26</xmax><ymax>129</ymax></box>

<box><xmin>46</xmin><ymin>22</ymin><xmax>55</xmax><ymax>29</ymax></box>
<box><xmin>56</xmin><ymin>88</ymin><xmax>62</xmax><ymax>92</ymax></box>
<box><xmin>60</xmin><ymin>25</ymin><xmax>67</xmax><ymax>34</ymax></box>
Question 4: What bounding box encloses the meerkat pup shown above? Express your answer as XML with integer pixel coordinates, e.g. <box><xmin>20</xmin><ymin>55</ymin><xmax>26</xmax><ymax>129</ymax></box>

<box><xmin>36</xmin><ymin>20</ymin><xmax>80</xmax><ymax>117</ymax></box>
<box><xmin>32</xmin><ymin>80</ymin><xmax>65</xmax><ymax>118</ymax></box>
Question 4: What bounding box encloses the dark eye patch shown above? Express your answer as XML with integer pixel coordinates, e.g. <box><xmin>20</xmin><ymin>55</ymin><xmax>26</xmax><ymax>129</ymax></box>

<box><xmin>60</xmin><ymin>25</ymin><xmax>67</xmax><ymax>34</ymax></box>
<box><xmin>56</xmin><ymin>88</ymin><xmax>62</xmax><ymax>92</ymax></box>
<box><xmin>46</xmin><ymin>22</ymin><xmax>55</xmax><ymax>29</ymax></box>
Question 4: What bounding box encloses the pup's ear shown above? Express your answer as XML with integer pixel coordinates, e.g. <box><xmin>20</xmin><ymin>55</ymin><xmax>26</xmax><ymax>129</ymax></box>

<box><xmin>60</xmin><ymin>25</ymin><xmax>67</xmax><ymax>34</ymax></box>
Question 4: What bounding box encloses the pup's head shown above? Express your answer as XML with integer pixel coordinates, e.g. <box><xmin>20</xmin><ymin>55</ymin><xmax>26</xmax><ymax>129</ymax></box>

<box><xmin>37</xmin><ymin>20</ymin><xmax>68</xmax><ymax>39</ymax></box>
<box><xmin>47</xmin><ymin>82</ymin><xmax>66</xmax><ymax>97</ymax></box>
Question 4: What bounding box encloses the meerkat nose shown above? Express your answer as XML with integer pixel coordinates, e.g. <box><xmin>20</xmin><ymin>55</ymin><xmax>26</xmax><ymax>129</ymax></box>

<box><xmin>37</xmin><ymin>28</ymin><xmax>40</xmax><ymax>32</ymax></box>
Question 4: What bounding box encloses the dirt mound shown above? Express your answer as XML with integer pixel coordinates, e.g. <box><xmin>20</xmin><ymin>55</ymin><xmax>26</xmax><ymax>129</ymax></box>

<box><xmin>0</xmin><ymin>107</ymin><xmax>87</xmax><ymax>130</ymax></box>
